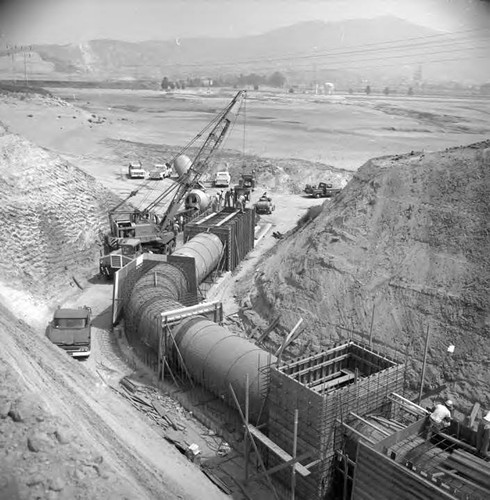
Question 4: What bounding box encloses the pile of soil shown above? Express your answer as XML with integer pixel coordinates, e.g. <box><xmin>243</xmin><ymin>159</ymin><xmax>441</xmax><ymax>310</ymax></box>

<box><xmin>0</xmin><ymin>126</ymin><xmax>121</xmax><ymax>305</ymax></box>
<box><xmin>247</xmin><ymin>141</ymin><xmax>490</xmax><ymax>411</ymax></box>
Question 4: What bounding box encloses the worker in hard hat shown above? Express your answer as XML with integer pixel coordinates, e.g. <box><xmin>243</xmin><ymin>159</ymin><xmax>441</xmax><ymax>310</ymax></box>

<box><xmin>425</xmin><ymin>400</ymin><xmax>454</xmax><ymax>440</ymax></box>
<box><xmin>477</xmin><ymin>411</ymin><xmax>490</xmax><ymax>458</ymax></box>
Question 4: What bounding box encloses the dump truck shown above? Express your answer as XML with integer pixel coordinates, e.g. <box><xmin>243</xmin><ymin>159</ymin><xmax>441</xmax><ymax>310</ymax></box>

<box><xmin>304</xmin><ymin>182</ymin><xmax>342</xmax><ymax>198</ymax></box>
<box><xmin>239</xmin><ymin>171</ymin><xmax>256</xmax><ymax>191</ymax></box>
<box><xmin>128</xmin><ymin>161</ymin><xmax>146</xmax><ymax>179</ymax></box>
<box><xmin>99</xmin><ymin>238</ymin><xmax>144</xmax><ymax>279</ymax></box>
<box><xmin>46</xmin><ymin>306</ymin><xmax>92</xmax><ymax>358</ymax></box>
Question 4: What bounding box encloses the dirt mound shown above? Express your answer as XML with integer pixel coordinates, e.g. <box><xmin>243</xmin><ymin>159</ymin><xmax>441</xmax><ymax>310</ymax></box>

<box><xmin>105</xmin><ymin>137</ymin><xmax>352</xmax><ymax>194</ymax></box>
<box><xmin>247</xmin><ymin>141</ymin><xmax>490</xmax><ymax>411</ymax></box>
<box><xmin>0</xmin><ymin>128</ymin><xmax>121</xmax><ymax>305</ymax></box>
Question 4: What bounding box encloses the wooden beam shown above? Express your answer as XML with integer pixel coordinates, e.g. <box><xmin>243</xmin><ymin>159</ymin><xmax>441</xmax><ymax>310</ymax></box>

<box><xmin>467</xmin><ymin>402</ymin><xmax>480</xmax><ymax>428</ymax></box>
<box><xmin>246</xmin><ymin>425</ymin><xmax>311</xmax><ymax>477</ymax></box>
<box><xmin>256</xmin><ymin>315</ymin><xmax>281</xmax><ymax>344</ymax></box>
<box><xmin>338</xmin><ymin>421</ymin><xmax>376</xmax><ymax>445</ymax></box>
<box><xmin>275</xmin><ymin>318</ymin><xmax>304</xmax><ymax>361</ymax></box>
<box><xmin>282</xmin><ymin>343</ymin><xmax>350</xmax><ymax>371</ymax></box>
<box><xmin>311</xmin><ymin>372</ymin><xmax>355</xmax><ymax>393</ymax></box>
<box><xmin>250</xmin><ymin>452</ymin><xmax>312</xmax><ymax>481</ymax></box>
<box><xmin>306</xmin><ymin>370</ymin><xmax>343</xmax><ymax>389</ymax></box>
<box><xmin>293</xmin><ymin>354</ymin><xmax>350</xmax><ymax>378</ymax></box>
<box><xmin>349</xmin><ymin>412</ymin><xmax>391</xmax><ymax>437</ymax></box>
<box><xmin>229</xmin><ymin>384</ymin><xmax>280</xmax><ymax>500</ymax></box>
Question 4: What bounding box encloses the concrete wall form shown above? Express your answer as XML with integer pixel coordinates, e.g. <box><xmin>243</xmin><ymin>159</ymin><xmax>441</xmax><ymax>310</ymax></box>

<box><xmin>268</xmin><ymin>341</ymin><xmax>405</xmax><ymax>499</ymax></box>
<box><xmin>352</xmin><ymin>441</ymin><xmax>456</xmax><ymax>500</ymax></box>
<box><xmin>183</xmin><ymin>207</ymin><xmax>255</xmax><ymax>272</ymax></box>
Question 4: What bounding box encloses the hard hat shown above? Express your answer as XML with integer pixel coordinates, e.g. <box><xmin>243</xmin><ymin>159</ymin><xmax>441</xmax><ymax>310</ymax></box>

<box><xmin>445</xmin><ymin>400</ymin><xmax>454</xmax><ymax>409</ymax></box>
<box><xmin>484</xmin><ymin>411</ymin><xmax>490</xmax><ymax>422</ymax></box>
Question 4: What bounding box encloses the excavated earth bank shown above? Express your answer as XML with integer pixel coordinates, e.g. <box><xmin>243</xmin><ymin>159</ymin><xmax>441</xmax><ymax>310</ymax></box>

<box><xmin>248</xmin><ymin>141</ymin><xmax>490</xmax><ymax>411</ymax></box>
<box><xmin>0</xmin><ymin>124</ymin><xmax>119</xmax><ymax>309</ymax></box>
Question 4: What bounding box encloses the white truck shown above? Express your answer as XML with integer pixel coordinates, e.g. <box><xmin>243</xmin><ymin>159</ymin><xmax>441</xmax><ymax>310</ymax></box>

<box><xmin>214</xmin><ymin>171</ymin><xmax>231</xmax><ymax>187</ymax></box>
<box><xmin>128</xmin><ymin>161</ymin><xmax>146</xmax><ymax>179</ymax></box>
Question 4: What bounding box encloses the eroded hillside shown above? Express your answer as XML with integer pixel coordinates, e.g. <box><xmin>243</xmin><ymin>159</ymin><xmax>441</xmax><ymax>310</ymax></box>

<box><xmin>0</xmin><ymin>125</ymin><xmax>119</xmax><ymax>312</ymax></box>
<box><xmin>249</xmin><ymin>142</ymin><xmax>490</xmax><ymax>410</ymax></box>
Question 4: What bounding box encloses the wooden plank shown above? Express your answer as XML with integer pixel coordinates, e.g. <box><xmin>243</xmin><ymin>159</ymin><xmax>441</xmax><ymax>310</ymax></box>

<box><xmin>251</xmin><ymin>452</ymin><xmax>312</xmax><ymax>480</ymax></box>
<box><xmin>467</xmin><ymin>403</ymin><xmax>480</xmax><ymax>428</ymax></box>
<box><xmin>294</xmin><ymin>354</ymin><xmax>350</xmax><ymax>378</ymax></box>
<box><xmin>256</xmin><ymin>315</ymin><xmax>281</xmax><ymax>344</ymax></box>
<box><xmin>311</xmin><ymin>372</ymin><xmax>355</xmax><ymax>393</ymax></box>
<box><xmin>282</xmin><ymin>343</ymin><xmax>350</xmax><ymax>372</ymax></box>
<box><xmin>275</xmin><ymin>318</ymin><xmax>304</xmax><ymax>360</ymax></box>
<box><xmin>247</xmin><ymin>425</ymin><xmax>311</xmax><ymax>477</ymax></box>
<box><xmin>306</xmin><ymin>370</ymin><xmax>343</xmax><ymax>389</ymax></box>
<box><xmin>436</xmin><ymin>467</ymin><xmax>490</xmax><ymax>496</ymax></box>
<box><xmin>349</xmin><ymin>412</ymin><xmax>391</xmax><ymax>437</ymax></box>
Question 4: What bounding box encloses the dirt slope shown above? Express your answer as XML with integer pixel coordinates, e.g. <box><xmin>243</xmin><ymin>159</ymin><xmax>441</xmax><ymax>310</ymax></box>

<box><xmin>0</xmin><ymin>303</ymin><xmax>227</xmax><ymax>500</ymax></box>
<box><xmin>248</xmin><ymin>141</ymin><xmax>490</xmax><ymax>411</ymax></box>
<box><xmin>0</xmin><ymin>125</ymin><xmax>119</xmax><ymax>310</ymax></box>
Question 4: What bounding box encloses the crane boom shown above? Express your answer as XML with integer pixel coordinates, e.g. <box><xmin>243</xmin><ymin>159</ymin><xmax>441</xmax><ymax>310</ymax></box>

<box><xmin>158</xmin><ymin>90</ymin><xmax>245</xmax><ymax>229</ymax></box>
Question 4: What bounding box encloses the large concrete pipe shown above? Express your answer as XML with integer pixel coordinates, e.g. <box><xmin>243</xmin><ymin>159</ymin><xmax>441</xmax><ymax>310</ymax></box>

<box><xmin>173</xmin><ymin>316</ymin><xmax>277</xmax><ymax>421</ymax></box>
<box><xmin>173</xmin><ymin>232</ymin><xmax>223</xmax><ymax>283</ymax></box>
<box><xmin>174</xmin><ymin>154</ymin><xmax>192</xmax><ymax>177</ymax></box>
<box><xmin>126</xmin><ymin>263</ymin><xmax>188</xmax><ymax>351</ymax></box>
<box><xmin>185</xmin><ymin>189</ymin><xmax>211</xmax><ymax>211</ymax></box>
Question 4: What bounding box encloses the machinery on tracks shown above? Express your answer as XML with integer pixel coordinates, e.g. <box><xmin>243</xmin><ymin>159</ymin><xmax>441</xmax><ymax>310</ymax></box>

<box><xmin>100</xmin><ymin>90</ymin><xmax>247</xmax><ymax>277</ymax></box>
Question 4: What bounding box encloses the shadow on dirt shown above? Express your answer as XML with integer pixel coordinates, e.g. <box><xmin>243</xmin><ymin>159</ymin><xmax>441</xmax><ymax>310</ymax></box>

<box><xmin>92</xmin><ymin>305</ymin><xmax>113</xmax><ymax>330</ymax></box>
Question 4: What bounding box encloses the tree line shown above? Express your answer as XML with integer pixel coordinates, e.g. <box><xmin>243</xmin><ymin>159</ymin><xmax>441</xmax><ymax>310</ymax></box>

<box><xmin>161</xmin><ymin>71</ymin><xmax>287</xmax><ymax>90</ymax></box>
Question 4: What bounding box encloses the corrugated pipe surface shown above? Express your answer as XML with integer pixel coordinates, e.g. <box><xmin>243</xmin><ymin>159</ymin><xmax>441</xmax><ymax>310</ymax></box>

<box><xmin>173</xmin><ymin>232</ymin><xmax>223</xmax><ymax>283</ymax></box>
<box><xmin>173</xmin><ymin>316</ymin><xmax>277</xmax><ymax>420</ymax></box>
<box><xmin>126</xmin><ymin>233</ymin><xmax>273</xmax><ymax>420</ymax></box>
<box><xmin>127</xmin><ymin>262</ymin><xmax>187</xmax><ymax>351</ymax></box>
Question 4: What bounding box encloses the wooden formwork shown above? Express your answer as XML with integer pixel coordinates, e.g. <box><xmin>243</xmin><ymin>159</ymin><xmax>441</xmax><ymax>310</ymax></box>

<box><xmin>268</xmin><ymin>341</ymin><xmax>405</xmax><ymax>499</ymax></box>
<box><xmin>183</xmin><ymin>207</ymin><xmax>255</xmax><ymax>271</ymax></box>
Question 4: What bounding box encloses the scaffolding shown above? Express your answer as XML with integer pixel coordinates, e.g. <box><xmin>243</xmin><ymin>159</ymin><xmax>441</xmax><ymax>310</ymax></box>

<box><xmin>262</xmin><ymin>341</ymin><xmax>405</xmax><ymax>499</ymax></box>
<box><xmin>337</xmin><ymin>394</ymin><xmax>490</xmax><ymax>500</ymax></box>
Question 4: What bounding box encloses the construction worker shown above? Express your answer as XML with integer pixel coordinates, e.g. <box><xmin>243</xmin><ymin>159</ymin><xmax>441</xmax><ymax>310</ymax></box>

<box><xmin>425</xmin><ymin>400</ymin><xmax>453</xmax><ymax>440</ymax></box>
<box><xmin>224</xmin><ymin>189</ymin><xmax>231</xmax><ymax>208</ymax></box>
<box><xmin>476</xmin><ymin>411</ymin><xmax>490</xmax><ymax>458</ymax></box>
<box><xmin>237</xmin><ymin>194</ymin><xmax>246</xmax><ymax>213</ymax></box>
<box><xmin>217</xmin><ymin>190</ymin><xmax>224</xmax><ymax>209</ymax></box>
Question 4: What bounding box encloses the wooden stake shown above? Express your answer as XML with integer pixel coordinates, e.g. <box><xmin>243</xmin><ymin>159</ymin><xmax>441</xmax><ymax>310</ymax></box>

<box><xmin>245</xmin><ymin>373</ymin><xmax>250</xmax><ymax>483</ymax></box>
<box><xmin>291</xmin><ymin>409</ymin><xmax>299</xmax><ymax>500</ymax></box>
<box><xmin>369</xmin><ymin>303</ymin><xmax>376</xmax><ymax>348</ymax></box>
<box><xmin>229</xmin><ymin>383</ymin><xmax>280</xmax><ymax>500</ymax></box>
<box><xmin>275</xmin><ymin>318</ymin><xmax>304</xmax><ymax>361</ymax></box>
<box><xmin>418</xmin><ymin>324</ymin><xmax>430</xmax><ymax>404</ymax></box>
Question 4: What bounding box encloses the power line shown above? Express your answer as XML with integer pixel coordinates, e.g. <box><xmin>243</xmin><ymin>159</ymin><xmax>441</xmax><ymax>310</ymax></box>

<box><xmin>156</xmin><ymin>27</ymin><xmax>490</xmax><ymax>69</ymax></box>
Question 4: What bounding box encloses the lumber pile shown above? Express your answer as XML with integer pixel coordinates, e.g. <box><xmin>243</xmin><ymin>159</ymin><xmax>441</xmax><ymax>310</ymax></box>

<box><xmin>117</xmin><ymin>376</ymin><xmax>186</xmax><ymax>432</ymax></box>
<box><xmin>443</xmin><ymin>449</ymin><xmax>490</xmax><ymax>492</ymax></box>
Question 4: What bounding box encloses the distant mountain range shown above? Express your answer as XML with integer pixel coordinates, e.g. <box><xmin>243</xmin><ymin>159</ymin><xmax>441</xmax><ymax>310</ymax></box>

<box><xmin>2</xmin><ymin>16</ymin><xmax>489</xmax><ymax>85</ymax></box>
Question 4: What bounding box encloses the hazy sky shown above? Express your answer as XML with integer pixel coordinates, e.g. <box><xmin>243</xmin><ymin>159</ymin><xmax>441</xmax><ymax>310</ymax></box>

<box><xmin>1</xmin><ymin>0</ymin><xmax>489</xmax><ymax>45</ymax></box>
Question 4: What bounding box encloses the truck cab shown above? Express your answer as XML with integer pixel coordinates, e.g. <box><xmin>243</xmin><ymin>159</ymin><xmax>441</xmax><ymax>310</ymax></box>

<box><xmin>46</xmin><ymin>307</ymin><xmax>92</xmax><ymax>358</ymax></box>
<box><xmin>99</xmin><ymin>238</ymin><xmax>144</xmax><ymax>279</ymax></box>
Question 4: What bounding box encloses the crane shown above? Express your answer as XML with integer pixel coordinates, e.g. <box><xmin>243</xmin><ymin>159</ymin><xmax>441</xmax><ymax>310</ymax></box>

<box><xmin>105</xmin><ymin>90</ymin><xmax>247</xmax><ymax>255</ymax></box>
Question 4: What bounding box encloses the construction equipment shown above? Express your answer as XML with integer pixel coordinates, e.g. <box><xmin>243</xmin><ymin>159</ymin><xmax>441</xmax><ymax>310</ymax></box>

<box><xmin>254</xmin><ymin>193</ymin><xmax>275</xmax><ymax>214</ymax></box>
<box><xmin>99</xmin><ymin>238</ymin><xmax>143</xmax><ymax>279</ymax></box>
<box><xmin>46</xmin><ymin>306</ymin><xmax>92</xmax><ymax>358</ymax></box>
<box><xmin>304</xmin><ymin>182</ymin><xmax>341</xmax><ymax>198</ymax></box>
<box><xmin>101</xmin><ymin>90</ymin><xmax>247</xmax><ymax>275</ymax></box>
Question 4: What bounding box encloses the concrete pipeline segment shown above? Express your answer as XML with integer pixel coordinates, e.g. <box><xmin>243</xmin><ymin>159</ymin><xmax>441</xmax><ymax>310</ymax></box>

<box><xmin>123</xmin><ymin>230</ymin><xmax>276</xmax><ymax>421</ymax></box>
